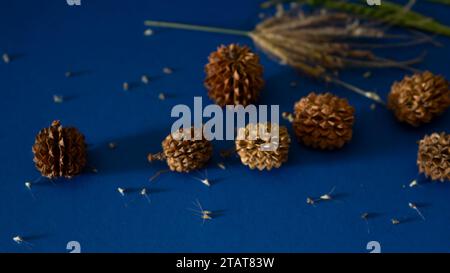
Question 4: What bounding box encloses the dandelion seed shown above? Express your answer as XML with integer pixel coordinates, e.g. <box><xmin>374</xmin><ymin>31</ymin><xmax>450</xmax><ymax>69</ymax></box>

<box><xmin>391</xmin><ymin>219</ymin><xmax>400</xmax><ymax>225</ymax></box>
<box><xmin>25</xmin><ymin>181</ymin><xmax>36</xmax><ymax>200</ymax></box>
<box><xmin>13</xmin><ymin>236</ymin><xmax>24</xmax><ymax>244</ymax></box>
<box><xmin>361</xmin><ymin>212</ymin><xmax>371</xmax><ymax>234</ymax></box>
<box><xmin>123</xmin><ymin>82</ymin><xmax>129</xmax><ymax>91</ymax></box>
<box><xmin>320</xmin><ymin>186</ymin><xmax>336</xmax><ymax>201</ymax></box>
<box><xmin>140</xmin><ymin>188</ymin><xmax>151</xmax><ymax>204</ymax></box>
<box><xmin>190</xmin><ymin>199</ymin><xmax>212</xmax><ymax>224</ymax></box>
<box><xmin>191</xmin><ymin>169</ymin><xmax>211</xmax><ymax>187</ymax></box>
<box><xmin>117</xmin><ymin>187</ymin><xmax>126</xmax><ymax>196</ymax></box>
<box><xmin>409</xmin><ymin>202</ymin><xmax>425</xmax><ymax>221</ymax></box>
<box><xmin>141</xmin><ymin>75</ymin><xmax>149</xmax><ymax>84</ymax></box>
<box><xmin>65</xmin><ymin>71</ymin><xmax>72</xmax><ymax>78</ymax></box>
<box><xmin>2</xmin><ymin>53</ymin><xmax>10</xmax><ymax>63</ymax></box>
<box><xmin>409</xmin><ymin>179</ymin><xmax>418</xmax><ymax>188</ymax></box>
<box><xmin>53</xmin><ymin>95</ymin><xmax>64</xmax><ymax>103</ymax></box>
<box><xmin>217</xmin><ymin>162</ymin><xmax>226</xmax><ymax>170</ymax></box>
<box><xmin>158</xmin><ymin>93</ymin><xmax>166</xmax><ymax>100</ymax></box>
<box><xmin>108</xmin><ymin>142</ymin><xmax>117</xmax><ymax>149</ymax></box>
<box><xmin>163</xmin><ymin>67</ymin><xmax>173</xmax><ymax>74</ymax></box>
<box><xmin>143</xmin><ymin>28</ymin><xmax>154</xmax><ymax>36</ymax></box>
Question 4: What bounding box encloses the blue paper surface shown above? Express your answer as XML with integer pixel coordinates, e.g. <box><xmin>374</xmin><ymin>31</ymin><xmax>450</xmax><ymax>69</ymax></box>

<box><xmin>0</xmin><ymin>0</ymin><xmax>449</xmax><ymax>253</ymax></box>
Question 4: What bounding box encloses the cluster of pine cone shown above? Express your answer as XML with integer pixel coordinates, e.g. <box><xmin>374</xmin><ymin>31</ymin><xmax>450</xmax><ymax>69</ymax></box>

<box><xmin>32</xmin><ymin>45</ymin><xmax>449</xmax><ymax>182</ymax></box>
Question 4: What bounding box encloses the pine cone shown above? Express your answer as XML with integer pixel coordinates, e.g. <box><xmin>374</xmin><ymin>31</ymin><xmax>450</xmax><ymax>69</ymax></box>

<box><xmin>388</xmin><ymin>71</ymin><xmax>450</xmax><ymax>127</ymax></box>
<box><xmin>205</xmin><ymin>44</ymin><xmax>264</xmax><ymax>107</ymax></box>
<box><xmin>293</xmin><ymin>92</ymin><xmax>355</xmax><ymax>150</ymax></box>
<box><xmin>235</xmin><ymin>123</ymin><xmax>290</xmax><ymax>171</ymax></box>
<box><xmin>417</xmin><ymin>132</ymin><xmax>449</xmax><ymax>182</ymax></box>
<box><xmin>32</xmin><ymin>120</ymin><xmax>87</xmax><ymax>179</ymax></box>
<box><xmin>148</xmin><ymin>127</ymin><xmax>213</xmax><ymax>173</ymax></box>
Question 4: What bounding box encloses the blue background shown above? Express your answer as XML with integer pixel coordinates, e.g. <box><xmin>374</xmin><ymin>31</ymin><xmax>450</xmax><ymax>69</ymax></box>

<box><xmin>0</xmin><ymin>0</ymin><xmax>449</xmax><ymax>253</ymax></box>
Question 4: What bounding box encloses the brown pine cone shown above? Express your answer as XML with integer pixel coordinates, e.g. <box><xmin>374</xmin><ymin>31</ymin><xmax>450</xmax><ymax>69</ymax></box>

<box><xmin>32</xmin><ymin>120</ymin><xmax>87</xmax><ymax>179</ymax></box>
<box><xmin>388</xmin><ymin>71</ymin><xmax>450</xmax><ymax>127</ymax></box>
<box><xmin>417</xmin><ymin>132</ymin><xmax>449</xmax><ymax>182</ymax></box>
<box><xmin>235</xmin><ymin>123</ymin><xmax>290</xmax><ymax>171</ymax></box>
<box><xmin>293</xmin><ymin>92</ymin><xmax>355</xmax><ymax>150</ymax></box>
<box><xmin>148</xmin><ymin>127</ymin><xmax>213</xmax><ymax>173</ymax></box>
<box><xmin>204</xmin><ymin>44</ymin><xmax>264</xmax><ymax>107</ymax></box>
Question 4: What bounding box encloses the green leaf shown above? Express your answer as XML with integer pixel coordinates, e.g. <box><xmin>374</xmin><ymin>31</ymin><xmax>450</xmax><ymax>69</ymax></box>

<box><xmin>262</xmin><ymin>0</ymin><xmax>450</xmax><ymax>36</ymax></box>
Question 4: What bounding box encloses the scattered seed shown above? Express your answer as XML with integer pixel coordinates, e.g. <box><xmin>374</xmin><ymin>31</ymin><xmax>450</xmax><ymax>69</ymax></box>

<box><xmin>409</xmin><ymin>179</ymin><xmax>418</xmax><ymax>188</ymax></box>
<box><xmin>140</xmin><ymin>188</ymin><xmax>151</xmax><ymax>204</ymax></box>
<box><xmin>391</xmin><ymin>219</ymin><xmax>400</xmax><ymax>225</ymax></box>
<box><xmin>163</xmin><ymin>67</ymin><xmax>173</xmax><ymax>74</ymax></box>
<box><xmin>289</xmin><ymin>81</ymin><xmax>298</xmax><ymax>88</ymax></box>
<box><xmin>123</xmin><ymin>82</ymin><xmax>129</xmax><ymax>91</ymax></box>
<box><xmin>370</xmin><ymin>104</ymin><xmax>376</xmax><ymax>111</ymax></box>
<box><xmin>13</xmin><ymin>236</ymin><xmax>24</xmax><ymax>244</ymax></box>
<box><xmin>141</xmin><ymin>75</ymin><xmax>149</xmax><ymax>84</ymax></box>
<box><xmin>282</xmin><ymin>112</ymin><xmax>294</xmax><ymax>123</ymax></box>
<box><xmin>190</xmin><ymin>199</ymin><xmax>212</xmax><ymax>224</ymax></box>
<box><xmin>53</xmin><ymin>95</ymin><xmax>64</xmax><ymax>103</ymax></box>
<box><xmin>363</xmin><ymin>71</ymin><xmax>372</xmax><ymax>78</ymax></box>
<box><xmin>217</xmin><ymin>162</ymin><xmax>226</xmax><ymax>170</ymax></box>
<box><xmin>2</xmin><ymin>53</ymin><xmax>10</xmax><ymax>63</ymax></box>
<box><xmin>65</xmin><ymin>71</ymin><xmax>72</xmax><ymax>78</ymax></box>
<box><xmin>361</xmin><ymin>212</ymin><xmax>370</xmax><ymax>234</ymax></box>
<box><xmin>144</xmin><ymin>28</ymin><xmax>154</xmax><ymax>36</ymax></box>
<box><xmin>117</xmin><ymin>187</ymin><xmax>126</xmax><ymax>196</ymax></box>
<box><xmin>258</xmin><ymin>13</ymin><xmax>266</xmax><ymax>19</ymax></box>
<box><xmin>91</xmin><ymin>167</ymin><xmax>98</xmax><ymax>174</ymax></box>
<box><xmin>306</xmin><ymin>197</ymin><xmax>315</xmax><ymax>205</ymax></box>
<box><xmin>158</xmin><ymin>93</ymin><xmax>166</xmax><ymax>100</ymax></box>
<box><xmin>409</xmin><ymin>202</ymin><xmax>425</xmax><ymax>221</ymax></box>
<box><xmin>108</xmin><ymin>142</ymin><xmax>117</xmax><ymax>149</ymax></box>
<box><xmin>25</xmin><ymin>182</ymin><xmax>32</xmax><ymax>190</ymax></box>
<box><xmin>319</xmin><ymin>186</ymin><xmax>336</xmax><ymax>201</ymax></box>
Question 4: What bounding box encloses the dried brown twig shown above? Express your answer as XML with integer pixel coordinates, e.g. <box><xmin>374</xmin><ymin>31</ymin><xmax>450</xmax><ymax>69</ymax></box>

<box><xmin>145</xmin><ymin>6</ymin><xmax>425</xmax><ymax>104</ymax></box>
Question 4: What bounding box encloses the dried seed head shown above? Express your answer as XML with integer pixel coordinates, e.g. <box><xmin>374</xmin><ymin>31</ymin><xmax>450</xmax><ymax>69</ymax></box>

<box><xmin>388</xmin><ymin>71</ymin><xmax>450</xmax><ymax>127</ymax></box>
<box><xmin>205</xmin><ymin>44</ymin><xmax>264</xmax><ymax>107</ymax></box>
<box><xmin>32</xmin><ymin>120</ymin><xmax>87</xmax><ymax>179</ymax></box>
<box><xmin>417</xmin><ymin>132</ymin><xmax>450</xmax><ymax>182</ymax></box>
<box><xmin>293</xmin><ymin>93</ymin><xmax>355</xmax><ymax>150</ymax></box>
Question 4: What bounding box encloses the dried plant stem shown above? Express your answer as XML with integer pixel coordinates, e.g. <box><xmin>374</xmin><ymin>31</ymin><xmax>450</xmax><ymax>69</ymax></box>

<box><xmin>144</xmin><ymin>20</ymin><xmax>251</xmax><ymax>37</ymax></box>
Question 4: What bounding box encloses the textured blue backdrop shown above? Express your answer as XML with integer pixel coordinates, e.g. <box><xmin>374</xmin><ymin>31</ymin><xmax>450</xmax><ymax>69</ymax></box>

<box><xmin>0</xmin><ymin>0</ymin><xmax>449</xmax><ymax>253</ymax></box>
